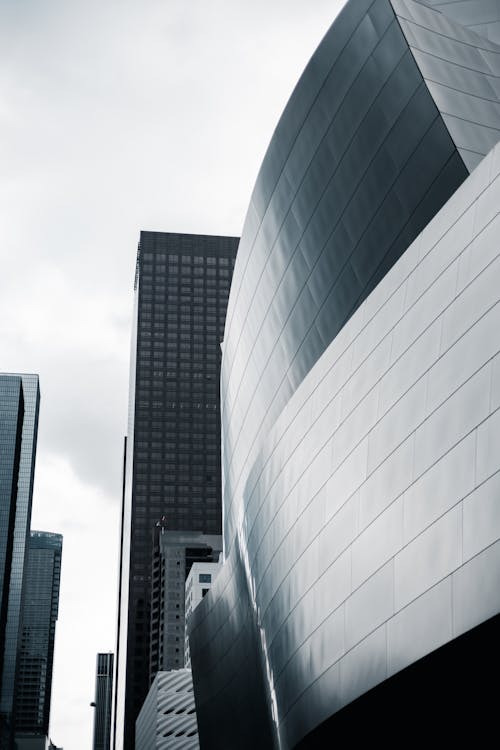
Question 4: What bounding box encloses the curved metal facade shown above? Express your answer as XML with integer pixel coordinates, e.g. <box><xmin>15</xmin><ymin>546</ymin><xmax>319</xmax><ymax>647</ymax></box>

<box><xmin>396</xmin><ymin>0</ymin><xmax>500</xmax><ymax>171</ymax></box>
<box><xmin>420</xmin><ymin>0</ymin><xmax>500</xmax><ymax>46</ymax></box>
<box><xmin>221</xmin><ymin>0</ymin><xmax>489</xmax><ymax>549</ymax></box>
<box><xmin>189</xmin><ymin>1</ymin><xmax>500</xmax><ymax>747</ymax></box>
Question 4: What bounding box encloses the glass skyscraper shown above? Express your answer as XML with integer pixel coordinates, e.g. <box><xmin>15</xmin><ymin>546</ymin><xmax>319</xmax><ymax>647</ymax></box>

<box><xmin>114</xmin><ymin>232</ymin><xmax>238</xmax><ymax>749</ymax></box>
<box><xmin>0</xmin><ymin>374</ymin><xmax>40</xmax><ymax>748</ymax></box>
<box><xmin>13</xmin><ymin>531</ymin><xmax>62</xmax><ymax>747</ymax></box>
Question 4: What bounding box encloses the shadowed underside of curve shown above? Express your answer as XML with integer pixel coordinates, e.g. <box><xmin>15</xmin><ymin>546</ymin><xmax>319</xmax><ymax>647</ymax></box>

<box><xmin>295</xmin><ymin>613</ymin><xmax>500</xmax><ymax>748</ymax></box>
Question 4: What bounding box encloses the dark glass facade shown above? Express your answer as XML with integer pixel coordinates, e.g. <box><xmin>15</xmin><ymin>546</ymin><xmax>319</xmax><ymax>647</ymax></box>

<box><xmin>92</xmin><ymin>653</ymin><xmax>113</xmax><ymax>750</ymax></box>
<box><xmin>114</xmin><ymin>232</ymin><xmax>238</xmax><ymax>750</ymax></box>
<box><xmin>0</xmin><ymin>374</ymin><xmax>40</xmax><ymax>748</ymax></box>
<box><xmin>14</xmin><ymin>531</ymin><xmax>62</xmax><ymax>743</ymax></box>
<box><xmin>188</xmin><ymin>2</ymin><xmax>500</xmax><ymax>748</ymax></box>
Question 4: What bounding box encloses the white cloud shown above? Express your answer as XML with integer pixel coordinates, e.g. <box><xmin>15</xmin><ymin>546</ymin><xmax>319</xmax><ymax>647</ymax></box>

<box><xmin>1</xmin><ymin>1</ymin><xmax>345</xmax><ymax>746</ymax></box>
<box><xmin>31</xmin><ymin>454</ymin><xmax>119</xmax><ymax>747</ymax></box>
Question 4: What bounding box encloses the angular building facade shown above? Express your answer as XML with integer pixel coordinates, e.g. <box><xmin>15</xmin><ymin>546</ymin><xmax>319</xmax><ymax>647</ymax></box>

<box><xmin>188</xmin><ymin>1</ymin><xmax>500</xmax><ymax>747</ymax></box>
<box><xmin>14</xmin><ymin>531</ymin><xmax>62</xmax><ymax>749</ymax></box>
<box><xmin>114</xmin><ymin>232</ymin><xmax>238</xmax><ymax>749</ymax></box>
<box><xmin>92</xmin><ymin>653</ymin><xmax>113</xmax><ymax>750</ymax></box>
<box><xmin>0</xmin><ymin>374</ymin><xmax>40</xmax><ymax>749</ymax></box>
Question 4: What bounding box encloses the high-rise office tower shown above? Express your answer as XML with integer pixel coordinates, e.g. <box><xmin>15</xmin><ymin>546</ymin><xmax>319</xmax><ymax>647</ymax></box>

<box><xmin>13</xmin><ymin>531</ymin><xmax>62</xmax><ymax>749</ymax></box>
<box><xmin>114</xmin><ymin>232</ymin><xmax>238</xmax><ymax>749</ymax></box>
<box><xmin>92</xmin><ymin>653</ymin><xmax>113</xmax><ymax>750</ymax></box>
<box><xmin>0</xmin><ymin>374</ymin><xmax>40</xmax><ymax>748</ymax></box>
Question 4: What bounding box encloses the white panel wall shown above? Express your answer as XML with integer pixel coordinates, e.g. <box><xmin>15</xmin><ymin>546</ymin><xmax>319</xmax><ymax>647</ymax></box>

<box><xmin>235</xmin><ymin>143</ymin><xmax>500</xmax><ymax>746</ymax></box>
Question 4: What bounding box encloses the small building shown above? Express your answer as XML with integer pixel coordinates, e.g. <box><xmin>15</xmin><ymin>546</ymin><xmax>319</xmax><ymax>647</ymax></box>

<box><xmin>135</xmin><ymin>670</ymin><xmax>199</xmax><ymax>750</ymax></box>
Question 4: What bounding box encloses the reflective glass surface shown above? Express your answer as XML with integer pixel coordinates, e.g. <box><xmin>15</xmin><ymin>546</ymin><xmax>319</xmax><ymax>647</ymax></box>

<box><xmin>0</xmin><ymin>374</ymin><xmax>40</xmax><ymax>746</ymax></box>
<box><xmin>14</xmin><ymin>531</ymin><xmax>62</xmax><ymax>738</ymax></box>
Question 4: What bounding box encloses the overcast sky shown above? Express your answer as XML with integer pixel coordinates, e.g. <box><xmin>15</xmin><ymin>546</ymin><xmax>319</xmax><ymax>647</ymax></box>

<box><xmin>0</xmin><ymin>1</ymin><xmax>343</xmax><ymax>746</ymax></box>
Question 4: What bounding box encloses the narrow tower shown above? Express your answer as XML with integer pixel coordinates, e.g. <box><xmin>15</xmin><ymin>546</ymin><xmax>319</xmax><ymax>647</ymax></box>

<box><xmin>92</xmin><ymin>653</ymin><xmax>113</xmax><ymax>750</ymax></box>
<box><xmin>114</xmin><ymin>232</ymin><xmax>238</xmax><ymax>749</ymax></box>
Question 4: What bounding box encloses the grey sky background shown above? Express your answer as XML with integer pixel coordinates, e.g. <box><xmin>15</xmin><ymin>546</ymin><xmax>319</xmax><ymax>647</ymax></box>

<box><xmin>0</xmin><ymin>1</ymin><xmax>343</xmax><ymax>746</ymax></box>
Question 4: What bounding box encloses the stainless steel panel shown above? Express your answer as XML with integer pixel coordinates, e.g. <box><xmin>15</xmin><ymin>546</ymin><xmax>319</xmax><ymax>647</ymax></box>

<box><xmin>352</xmin><ymin>499</ymin><xmax>403</xmax><ymax>589</ymax></box>
<box><xmin>387</xmin><ymin>577</ymin><xmax>453</xmax><ymax>677</ymax></box>
<box><xmin>341</xmin><ymin>334</ymin><xmax>392</xmax><ymax>420</ymax></box>
<box><xmin>309</xmin><ymin>605</ymin><xmax>345</xmax><ymax>677</ymax></box>
<box><xmin>405</xmin><ymin>204</ymin><xmax>474</xmax><ymax>309</ymax></box>
<box><xmin>319</xmin><ymin>493</ymin><xmax>357</xmax><ymax>575</ymax></box>
<box><xmin>413</xmin><ymin>364</ymin><xmax>490</xmax><ymax>478</ymax></box>
<box><xmin>463</xmin><ymin>471</ymin><xmax>500</xmax><ymax>561</ymax></box>
<box><xmin>393</xmin><ymin>260</ymin><xmax>457</xmax><ymax>359</ymax></box>
<box><xmin>345</xmin><ymin>561</ymin><xmax>394</xmax><ymax>649</ymax></box>
<box><xmin>395</xmin><ymin>505</ymin><xmax>462</xmax><ymax>609</ymax></box>
<box><xmin>379</xmin><ymin>317</ymin><xmax>441</xmax><ymax>415</ymax></box>
<box><xmin>476</xmin><ymin>408</ymin><xmax>500</xmax><ymax>484</ymax></box>
<box><xmin>332</xmin><ymin>391</ymin><xmax>376</xmax><ymax>469</ymax></box>
<box><xmin>441</xmin><ymin>253</ymin><xmax>500</xmax><ymax>348</ymax></box>
<box><xmin>429</xmin><ymin>301</ymin><xmax>500</xmax><ymax>410</ymax></box>
<box><xmin>339</xmin><ymin>625</ymin><xmax>387</xmax><ymax>707</ymax></box>
<box><xmin>403</xmin><ymin>433</ymin><xmax>475</xmax><ymax>543</ymax></box>
<box><xmin>453</xmin><ymin>540</ymin><xmax>500</xmax><ymax>637</ymax></box>
<box><xmin>313</xmin><ymin>549</ymin><xmax>351</xmax><ymax>618</ymax></box>
<box><xmin>456</xmin><ymin>211</ymin><xmax>500</xmax><ymax>294</ymax></box>
<box><xmin>490</xmin><ymin>352</ymin><xmax>500</xmax><ymax>411</ymax></box>
<box><xmin>359</xmin><ymin>435</ymin><xmax>413</xmax><ymax>529</ymax></box>
<box><xmin>351</xmin><ymin>283</ymin><xmax>406</xmax><ymax>371</ymax></box>
<box><xmin>326</xmin><ymin>439</ymin><xmax>368</xmax><ymax>521</ymax></box>
<box><xmin>368</xmin><ymin>375</ymin><xmax>427</xmax><ymax>473</ymax></box>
